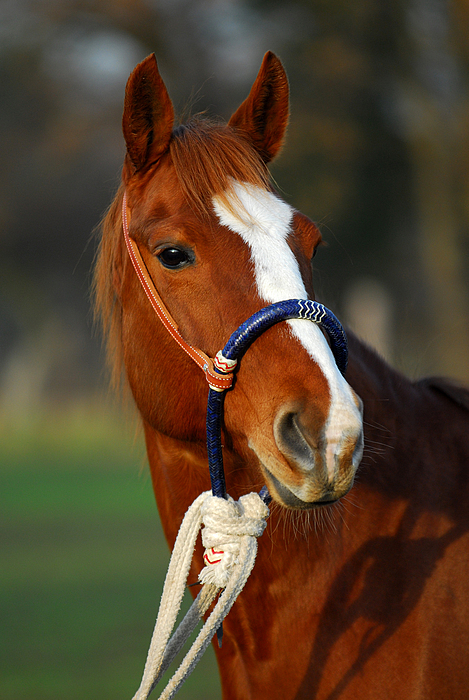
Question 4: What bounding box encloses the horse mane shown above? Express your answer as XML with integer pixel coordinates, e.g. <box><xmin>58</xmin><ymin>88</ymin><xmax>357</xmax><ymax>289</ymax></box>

<box><xmin>93</xmin><ymin>117</ymin><xmax>270</xmax><ymax>387</ymax></box>
<box><xmin>93</xmin><ymin>181</ymin><xmax>126</xmax><ymax>389</ymax></box>
<box><xmin>416</xmin><ymin>376</ymin><xmax>469</xmax><ymax>412</ymax></box>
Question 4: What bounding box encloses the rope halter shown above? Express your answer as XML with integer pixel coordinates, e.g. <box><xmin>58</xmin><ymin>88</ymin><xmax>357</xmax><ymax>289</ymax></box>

<box><xmin>122</xmin><ymin>192</ymin><xmax>349</xmax><ymax>699</ymax></box>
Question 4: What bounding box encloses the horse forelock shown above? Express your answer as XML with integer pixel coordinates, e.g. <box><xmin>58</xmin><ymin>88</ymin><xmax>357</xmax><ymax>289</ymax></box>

<box><xmin>170</xmin><ymin>118</ymin><xmax>269</xmax><ymax>218</ymax></box>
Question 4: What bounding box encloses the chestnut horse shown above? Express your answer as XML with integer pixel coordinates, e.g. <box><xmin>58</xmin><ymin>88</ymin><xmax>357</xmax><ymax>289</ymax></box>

<box><xmin>95</xmin><ymin>52</ymin><xmax>469</xmax><ymax>699</ymax></box>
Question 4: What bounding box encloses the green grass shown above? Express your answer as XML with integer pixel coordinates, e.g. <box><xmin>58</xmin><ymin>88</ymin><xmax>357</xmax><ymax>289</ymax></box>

<box><xmin>0</xmin><ymin>407</ymin><xmax>221</xmax><ymax>699</ymax></box>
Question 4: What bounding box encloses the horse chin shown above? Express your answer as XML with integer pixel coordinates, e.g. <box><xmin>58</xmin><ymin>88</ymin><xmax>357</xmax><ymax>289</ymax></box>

<box><xmin>262</xmin><ymin>466</ymin><xmax>354</xmax><ymax>511</ymax></box>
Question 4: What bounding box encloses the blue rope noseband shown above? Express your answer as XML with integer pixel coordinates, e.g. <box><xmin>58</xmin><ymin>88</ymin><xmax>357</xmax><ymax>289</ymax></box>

<box><xmin>206</xmin><ymin>299</ymin><xmax>348</xmax><ymax>502</ymax></box>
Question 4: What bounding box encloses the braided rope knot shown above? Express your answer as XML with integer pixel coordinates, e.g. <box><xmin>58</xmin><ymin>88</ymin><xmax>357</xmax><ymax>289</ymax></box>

<box><xmin>199</xmin><ymin>493</ymin><xmax>269</xmax><ymax>587</ymax></box>
<box><xmin>213</xmin><ymin>351</ymin><xmax>238</xmax><ymax>374</ymax></box>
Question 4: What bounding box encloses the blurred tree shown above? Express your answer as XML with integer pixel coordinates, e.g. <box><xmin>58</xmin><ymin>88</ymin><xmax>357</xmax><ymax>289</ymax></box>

<box><xmin>396</xmin><ymin>0</ymin><xmax>469</xmax><ymax>380</ymax></box>
<box><xmin>0</xmin><ymin>0</ymin><xmax>164</xmax><ymax>408</ymax></box>
<box><xmin>248</xmin><ymin>0</ymin><xmax>469</xmax><ymax>380</ymax></box>
<box><xmin>1</xmin><ymin>0</ymin><xmax>468</xmax><ymax>414</ymax></box>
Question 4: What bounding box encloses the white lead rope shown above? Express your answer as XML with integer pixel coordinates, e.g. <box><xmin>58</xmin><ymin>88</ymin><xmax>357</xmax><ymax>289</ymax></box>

<box><xmin>132</xmin><ymin>491</ymin><xmax>270</xmax><ymax>700</ymax></box>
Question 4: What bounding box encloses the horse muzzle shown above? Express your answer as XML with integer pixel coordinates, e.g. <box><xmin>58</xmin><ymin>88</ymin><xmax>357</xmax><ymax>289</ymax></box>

<box><xmin>273</xmin><ymin>419</ymin><xmax>363</xmax><ymax>509</ymax></box>
<box><xmin>254</xmin><ymin>396</ymin><xmax>364</xmax><ymax>509</ymax></box>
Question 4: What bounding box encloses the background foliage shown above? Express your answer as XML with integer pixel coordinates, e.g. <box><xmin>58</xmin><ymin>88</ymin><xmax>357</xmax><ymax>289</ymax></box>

<box><xmin>1</xmin><ymin>1</ymin><xmax>468</xmax><ymax>698</ymax></box>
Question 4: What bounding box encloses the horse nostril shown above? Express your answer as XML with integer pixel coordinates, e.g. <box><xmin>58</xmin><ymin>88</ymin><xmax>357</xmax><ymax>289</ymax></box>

<box><xmin>274</xmin><ymin>409</ymin><xmax>318</xmax><ymax>470</ymax></box>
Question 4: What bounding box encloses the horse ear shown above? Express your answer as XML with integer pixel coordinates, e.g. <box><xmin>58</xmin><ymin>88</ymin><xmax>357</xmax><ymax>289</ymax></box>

<box><xmin>228</xmin><ymin>51</ymin><xmax>289</xmax><ymax>163</ymax></box>
<box><xmin>122</xmin><ymin>54</ymin><xmax>174</xmax><ymax>177</ymax></box>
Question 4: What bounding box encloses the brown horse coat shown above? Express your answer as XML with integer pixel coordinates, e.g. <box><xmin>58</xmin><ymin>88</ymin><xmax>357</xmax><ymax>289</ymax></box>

<box><xmin>95</xmin><ymin>52</ymin><xmax>469</xmax><ymax>699</ymax></box>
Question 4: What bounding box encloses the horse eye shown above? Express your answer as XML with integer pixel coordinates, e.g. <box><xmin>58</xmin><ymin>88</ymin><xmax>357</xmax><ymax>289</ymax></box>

<box><xmin>157</xmin><ymin>247</ymin><xmax>192</xmax><ymax>269</ymax></box>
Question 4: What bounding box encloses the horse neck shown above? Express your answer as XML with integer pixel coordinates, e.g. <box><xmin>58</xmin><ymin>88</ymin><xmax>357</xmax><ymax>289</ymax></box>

<box><xmin>348</xmin><ymin>333</ymin><xmax>411</xmax><ymax>420</ymax></box>
<box><xmin>345</xmin><ymin>334</ymin><xmax>424</xmax><ymax>489</ymax></box>
<box><xmin>345</xmin><ymin>332</ymin><xmax>469</xmax><ymax>516</ymax></box>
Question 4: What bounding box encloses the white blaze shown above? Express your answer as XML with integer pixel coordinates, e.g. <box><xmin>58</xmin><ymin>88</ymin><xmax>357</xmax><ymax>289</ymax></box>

<box><xmin>212</xmin><ymin>181</ymin><xmax>362</xmax><ymax>483</ymax></box>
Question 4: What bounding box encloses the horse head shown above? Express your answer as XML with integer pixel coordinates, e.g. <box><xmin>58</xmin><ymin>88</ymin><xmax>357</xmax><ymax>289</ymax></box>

<box><xmin>107</xmin><ymin>51</ymin><xmax>363</xmax><ymax>510</ymax></box>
